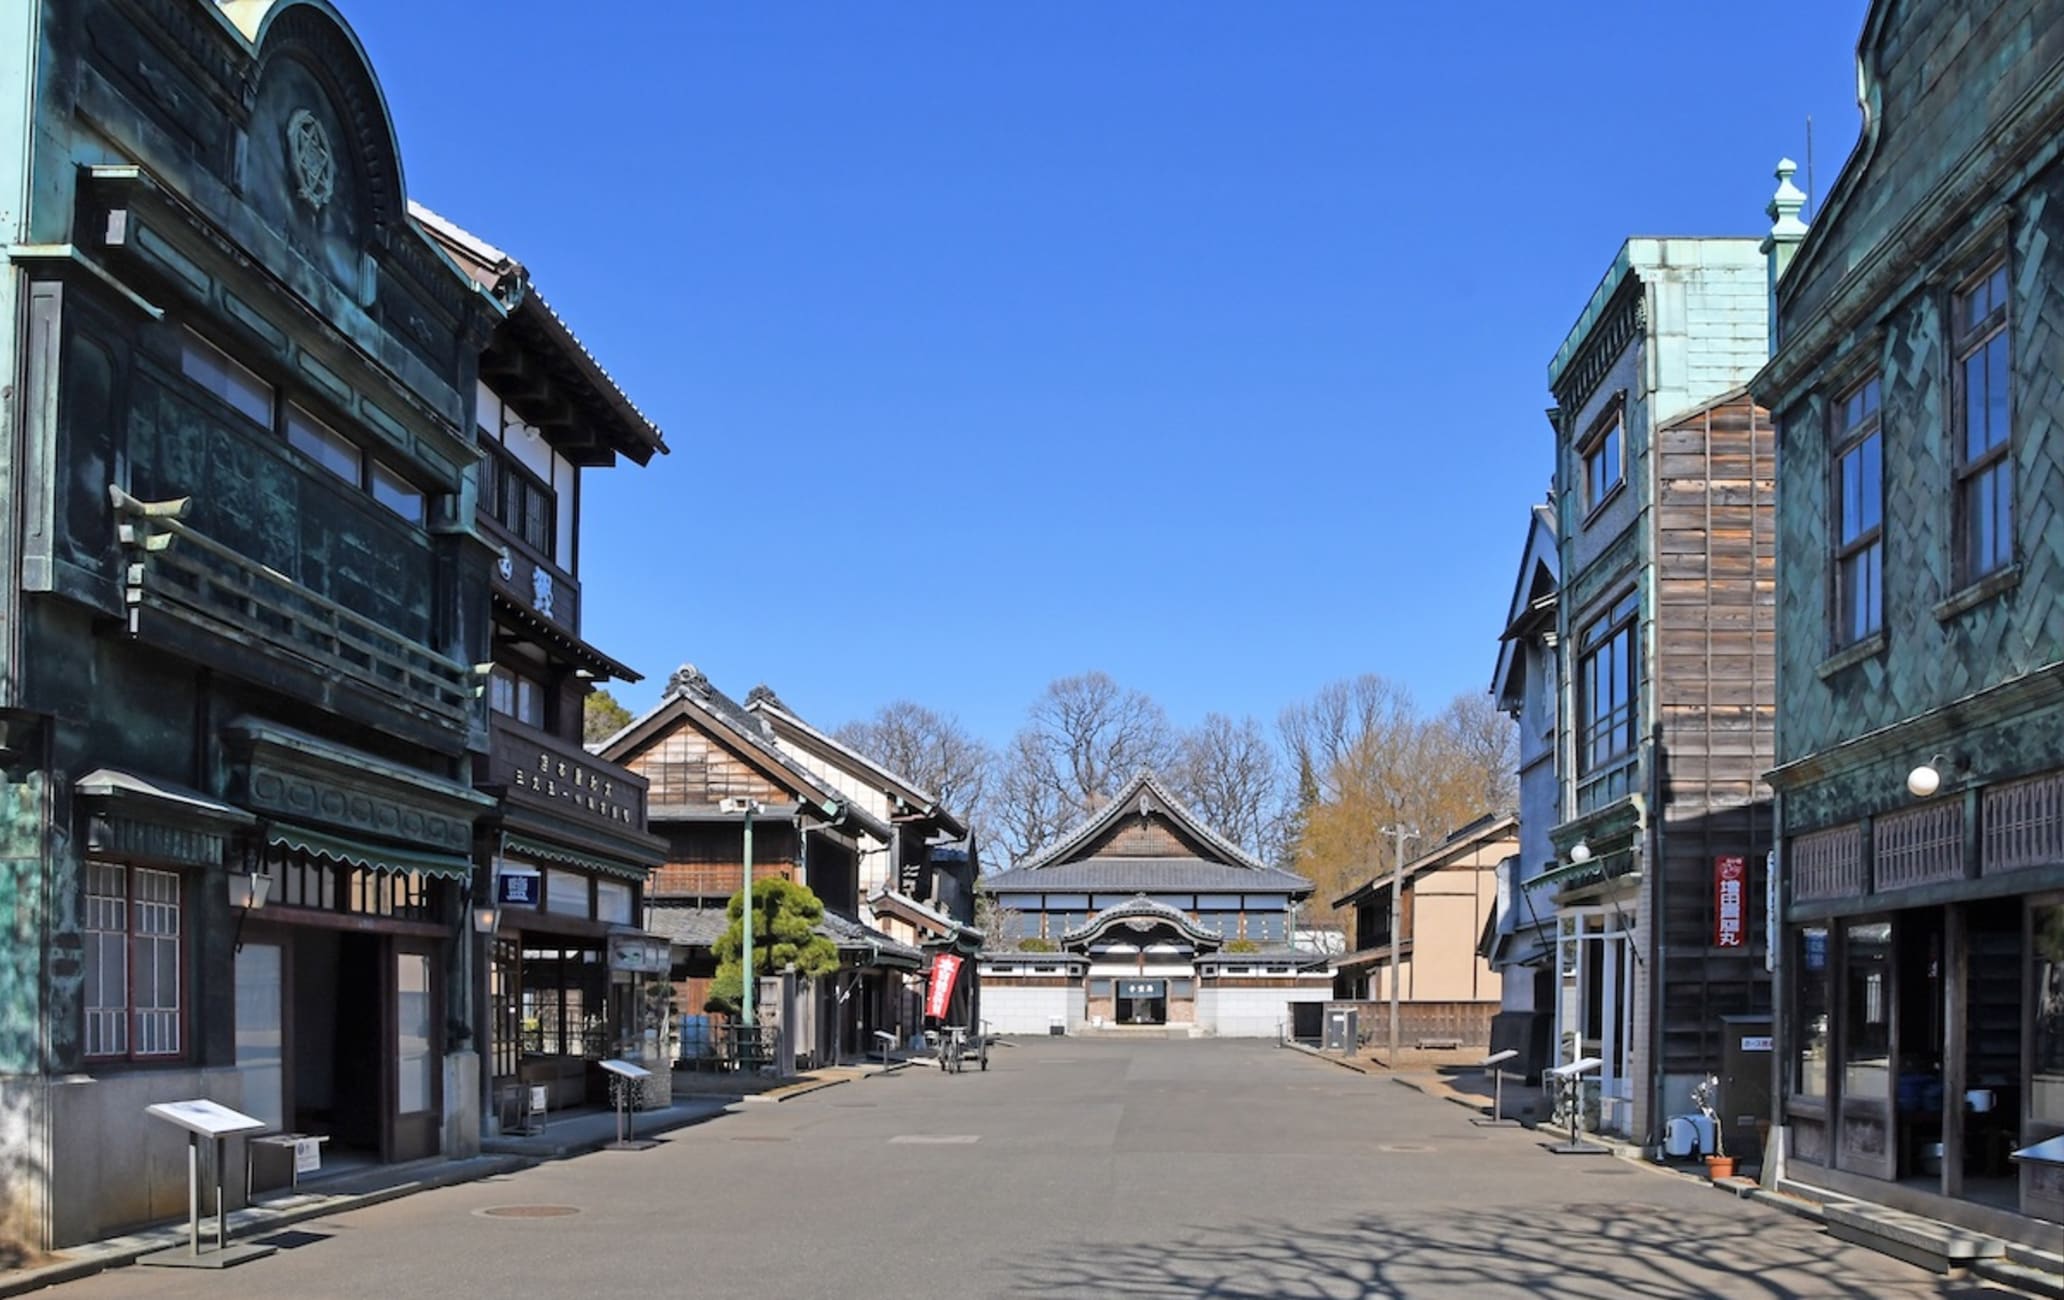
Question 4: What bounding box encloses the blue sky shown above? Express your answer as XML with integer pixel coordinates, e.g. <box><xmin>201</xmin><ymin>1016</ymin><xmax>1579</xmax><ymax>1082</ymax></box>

<box><xmin>347</xmin><ymin>1</ymin><xmax>1870</xmax><ymax>748</ymax></box>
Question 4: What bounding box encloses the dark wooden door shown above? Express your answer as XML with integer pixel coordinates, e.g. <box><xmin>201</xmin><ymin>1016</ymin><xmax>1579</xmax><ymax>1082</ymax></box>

<box><xmin>389</xmin><ymin>940</ymin><xmax>442</xmax><ymax>1162</ymax></box>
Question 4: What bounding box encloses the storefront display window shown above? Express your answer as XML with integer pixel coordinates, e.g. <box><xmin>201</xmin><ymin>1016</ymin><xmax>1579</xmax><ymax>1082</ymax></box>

<box><xmin>1842</xmin><ymin>919</ymin><xmax>1892</xmax><ymax>1100</ymax></box>
<box><xmin>1795</xmin><ymin>925</ymin><xmax>1832</xmax><ymax>1098</ymax></box>
<box><xmin>2034</xmin><ymin>899</ymin><xmax>2064</xmax><ymax>1126</ymax></box>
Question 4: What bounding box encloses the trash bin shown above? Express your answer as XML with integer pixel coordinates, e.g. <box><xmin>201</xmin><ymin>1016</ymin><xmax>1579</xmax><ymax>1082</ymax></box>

<box><xmin>1048</xmin><ymin>1016</ymin><xmax>1065</xmax><ymax>1036</ymax></box>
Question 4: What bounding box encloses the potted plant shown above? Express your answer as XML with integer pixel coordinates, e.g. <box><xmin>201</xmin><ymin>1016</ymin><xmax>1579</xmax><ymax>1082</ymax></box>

<box><xmin>1693</xmin><ymin>1073</ymin><xmax>1735</xmax><ymax>1179</ymax></box>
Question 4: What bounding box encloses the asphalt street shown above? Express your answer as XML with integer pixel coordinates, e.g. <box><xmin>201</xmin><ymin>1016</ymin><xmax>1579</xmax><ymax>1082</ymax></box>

<box><xmin>52</xmin><ymin>1038</ymin><xmax>2004</xmax><ymax>1299</ymax></box>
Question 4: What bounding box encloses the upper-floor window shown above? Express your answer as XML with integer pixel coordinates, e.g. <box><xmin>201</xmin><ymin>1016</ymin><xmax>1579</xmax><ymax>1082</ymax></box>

<box><xmin>489</xmin><ymin>664</ymin><xmax>545</xmax><ymax>727</ymax></box>
<box><xmin>1577</xmin><ymin>590</ymin><xmax>1639</xmax><ymax>774</ymax></box>
<box><xmin>477</xmin><ymin>383</ymin><xmax>578</xmax><ymax>567</ymax></box>
<box><xmin>179</xmin><ymin>333</ymin><xmax>425</xmax><ymax>526</ymax></box>
<box><xmin>1952</xmin><ymin>262</ymin><xmax>2012</xmax><ymax>581</ymax></box>
<box><xmin>1831</xmin><ymin>374</ymin><xmax>1883</xmax><ymax>646</ymax></box>
<box><xmin>1581</xmin><ymin>414</ymin><xmax>1624</xmax><ymax>514</ymax></box>
<box><xmin>83</xmin><ymin>861</ymin><xmax>183</xmax><ymax>1060</ymax></box>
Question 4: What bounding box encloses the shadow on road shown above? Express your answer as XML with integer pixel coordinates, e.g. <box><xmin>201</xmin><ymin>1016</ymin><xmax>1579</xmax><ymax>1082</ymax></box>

<box><xmin>1002</xmin><ymin>1200</ymin><xmax>1996</xmax><ymax>1298</ymax></box>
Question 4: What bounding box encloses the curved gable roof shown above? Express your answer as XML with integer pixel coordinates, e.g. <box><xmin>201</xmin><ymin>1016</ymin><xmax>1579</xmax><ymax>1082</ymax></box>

<box><xmin>1021</xmin><ymin>770</ymin><xmax>1269</xmax><ymax>873</ymax></box>
<box><xmin>1060</xmin><ymin>895</ymin><xmax>1225</xmax><ymax>951</ymax></box>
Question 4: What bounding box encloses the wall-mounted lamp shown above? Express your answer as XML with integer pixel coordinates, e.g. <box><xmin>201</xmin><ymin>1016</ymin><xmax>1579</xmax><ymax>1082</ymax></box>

<box><xmin>228</xmin><ymin>870</ymin><xmax>272</xmax><ymax>912</ymax></box>
<box><xmin>1569</xmin><ymin>841</ymin><xmax>1593</xmax><ymax>865</ymax></box>
<box><xmin>1905</xmin><ymin>753</ymin><xmax>1968</xmax><ymax>799</ymax></box>
<box><xmin>473</xmin><ymin>903</ymin><xmax>501</xmax><ymax>934</ymax></box>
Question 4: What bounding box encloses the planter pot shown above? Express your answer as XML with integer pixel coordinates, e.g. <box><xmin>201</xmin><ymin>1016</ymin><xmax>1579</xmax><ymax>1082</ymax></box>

<box><xmin>1705</xmin><ymin>1155</ymin><xmax>1737</xmax><ymax>1180</ymax></box>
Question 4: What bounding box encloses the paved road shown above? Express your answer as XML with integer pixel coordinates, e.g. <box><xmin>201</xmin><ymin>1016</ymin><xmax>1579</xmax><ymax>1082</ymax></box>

<box><xmin>57</xmin><ymin>1039</ymin><xmax>2001</xmax><ymax>1299</ymax></box>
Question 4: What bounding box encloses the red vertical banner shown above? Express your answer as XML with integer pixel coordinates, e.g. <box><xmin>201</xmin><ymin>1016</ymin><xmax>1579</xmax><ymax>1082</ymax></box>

<box><xmin>1714</xmin><ymin>855</ymin><xmax>1748</xmax><ymax>948</ymax></box>
<box><xmin>926</xmin><ymin>953</ymin><xmax>964</xmax><ymax>1019</ymax></box>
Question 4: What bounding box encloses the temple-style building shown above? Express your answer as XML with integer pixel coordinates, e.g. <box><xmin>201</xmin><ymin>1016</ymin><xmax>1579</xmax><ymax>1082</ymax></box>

<box><xmin>979</xmin><ymin>772</ymin><xmax>1330</xmax><ymax>1036</ymax></box>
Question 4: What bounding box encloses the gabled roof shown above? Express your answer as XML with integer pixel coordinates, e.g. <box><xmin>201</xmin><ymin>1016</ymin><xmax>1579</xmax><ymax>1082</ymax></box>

<box><xmin>410</xmin><ymin>202</ymin><xmax>668</xmax><ymax>466</ymax></box>
<box><xmin>596</xmin><ymin>665</ymin><xmax>892</xmax><ymax>843</ymax></box>
<box><xmin>1333</xmin><ymin>813</ymin><xmax>1518</xmax><ymax>909</ymax></box>
<box><xmin>1059</xmin><ymin>895</ymin><xmax>1226</xmax><ymax>951</ymax></box>
<box><xmin>869</xmin><ymin>887</ymin><xmax>984</xmax><ymax>950</ymax></box>
<box><xmin>1492</xmin><ymin>499</ymin><xmax>1560</xmax><ymax>709</ymax></box>
<box><xmin>1023</xmin><ymin>770</ymin><xmax>1278</xmax><ymax>874</ymax></box>
<box><xmin>742</xmin><ymin>689</ymin><xmax>968</xmax><ymax>839</ymax></box>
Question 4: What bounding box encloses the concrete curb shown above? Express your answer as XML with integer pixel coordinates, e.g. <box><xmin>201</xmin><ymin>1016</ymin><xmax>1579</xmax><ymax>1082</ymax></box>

<box><xmin>1283</xmin><ymin>1041</ymin><xmax>1374</xmax><ymax>1075</ymax></box>
<box><xmin>738</xmin><ymin>1072</ymin><xmax>854</xmax><ymax>1104</ymax></box>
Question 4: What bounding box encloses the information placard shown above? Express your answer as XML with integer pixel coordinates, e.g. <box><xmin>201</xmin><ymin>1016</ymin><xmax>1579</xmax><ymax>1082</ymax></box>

<box><xmin>145</xmin><ymin>1099</ymin><xmax>266</xmax><ymax>1138</ymax></box>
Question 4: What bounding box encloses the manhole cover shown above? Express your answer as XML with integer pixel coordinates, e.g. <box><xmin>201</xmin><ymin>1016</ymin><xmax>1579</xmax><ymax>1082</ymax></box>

<box><xmin>476</xmin><ymin>1205</ymin><xmax>581</xmax><ymax>1219</ymax></box>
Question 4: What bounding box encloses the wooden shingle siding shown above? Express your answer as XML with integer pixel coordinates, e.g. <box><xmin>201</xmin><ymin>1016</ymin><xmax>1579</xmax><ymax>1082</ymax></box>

<box><xmin>626</xmin><ymin>730</ymin><xmax>788</xmax><ymax>806</ymax></box>
<box><xmin>1079</xmin><ymin>818</ymin><xmax>1197</xmax><ymax>860</ymax></box>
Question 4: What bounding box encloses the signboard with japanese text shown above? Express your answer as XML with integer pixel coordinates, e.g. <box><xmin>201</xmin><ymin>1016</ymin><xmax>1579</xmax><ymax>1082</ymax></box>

<box><xmin>1714</xmin><ymin>855</ymin><xmax>1748</xmax><ymax>948</ymax></box>
<box><xmin>498</xmin><ymin>868</ymin><xmax>541</xmax><ymax>907</ymax></box>
<box><xmin>925</xmin><ymin>953</ymin><xmax>963</xmax><ymax>1019</ymax></box>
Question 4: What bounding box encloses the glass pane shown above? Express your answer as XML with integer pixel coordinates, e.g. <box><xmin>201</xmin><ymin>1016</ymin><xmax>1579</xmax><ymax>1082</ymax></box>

<box><xmin>1839</xmin><ymin>448</ymin><xmax>1861</xmax><ymax>543</ymax></box>
<box><xmin>1796</xmin><ymin>927</ymin><xmax>1831</xmax><ymax>1097</ymax></box>
<box><xmin>1843</xmin><ymin>920</ymin><xmax>1892</xmax><ymax>1100</ymax></box>
<box><xmin>1965</xmin><ymin>352</ymin><xmax>1989</xmax><ymax>461</ymax></box>
<box><xmin>1987</xmin><ymin>265</ymin><xmax>2008</xmax><ymax>314</ymax></box>
<box><xmin>1986</xmin><ymin>335</ymin><xmax>2010</xmax><ymax>450</ymax></box>
<box><xmin>236</xmin><ymin>944</ymin><xmax>285</xmax><ymax>1130</ymax></box>
<box><xmin>546</xmin><ymin>870</ymin><xmax>589</xmax><ymax>918</ymax></box>
<box><xmin>2035</xmin><ymin>903</ymin><xmax>2064</xmax><ymax>1125</ymax></box>
<box><xmin>371</xmin><ymin>462</ymin><xmax>425</xmax><ymax>524</ymax></box>
<box><xmin>288</xmin><ymin>407</ymin><xmax>363</xmax><ymax>485</ymax></box>
<box><xmin>396</xmin><ymin>953</ymin><xmax>433</xmax><ymax>1115</ymax></box>
<box><xmin>1993</xmin><ymin>466</ymin><xmax>2013</xmax><ymax>567</ymax></box>
<box><xmin>1968</xmin><ymin>472</ymin><xmax>1995</xmax><ymax>576</ymax></box>
<box><xmin>181</xmin><ymin>334</ymin><xmax>274</xmax><ymax>426</ymax></box>
<box><xmin>1859</xmin><ymin>434</ymin><xmax>1881</xmax><ymax>532</ymax></box>
<box><xmin>596</xmin><ymin>880</ymin><xmax>633</xmax><ymax>925</ymax></box>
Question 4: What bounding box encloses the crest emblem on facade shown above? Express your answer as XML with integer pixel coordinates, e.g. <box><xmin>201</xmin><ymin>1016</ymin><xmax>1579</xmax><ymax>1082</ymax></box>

<box><xmin>497</xmin><ymin>547</ymin><xmax>514</xmax><ymax>582</ymax></box>
<box><xmin>531</xmin><ymin>565</ymin><xmax>554</xmax><ymax>619</ymax></box>
<box><xmin>286</xmin><ymin>109</ymin><xmax>336</xmax><ymax>210</ymax></box>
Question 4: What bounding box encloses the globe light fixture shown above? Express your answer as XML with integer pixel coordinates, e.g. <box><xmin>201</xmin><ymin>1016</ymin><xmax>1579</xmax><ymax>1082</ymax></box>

<box><xmin>1906</xmin><ymin>762</ymin><xmax>1942</xmax><ymax>799</ymax></box>
<box><xmin>1569</xmin><ymin>841</ymin><xmax>1593</xmax><ymax>865</ymax></box>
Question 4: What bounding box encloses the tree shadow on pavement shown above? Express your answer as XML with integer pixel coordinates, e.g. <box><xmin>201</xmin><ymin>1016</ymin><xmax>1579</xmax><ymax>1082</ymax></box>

<box><xmin>1002</xmin><ymin>1200</ymin><xmax>1999</xmax><ymax>1298</ymax></box>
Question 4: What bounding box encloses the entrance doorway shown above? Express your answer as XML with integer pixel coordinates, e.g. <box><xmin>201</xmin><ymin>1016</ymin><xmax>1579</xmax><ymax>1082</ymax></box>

<box><xmin>1117</xmin><ymin>979</ymin><xmax>1167</xmax><ymax>1025</ymax></box>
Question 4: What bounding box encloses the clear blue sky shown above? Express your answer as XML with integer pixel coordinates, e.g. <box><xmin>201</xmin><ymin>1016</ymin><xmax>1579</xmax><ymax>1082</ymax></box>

<box><xmin>346</xmin><ymin>1</ymin><xmax>1869</xmax><ymax>748</ymax></box>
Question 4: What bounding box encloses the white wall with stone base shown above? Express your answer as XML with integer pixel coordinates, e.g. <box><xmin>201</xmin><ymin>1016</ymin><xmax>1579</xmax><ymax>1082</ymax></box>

<box><xmin>981</xmin><ymin>984</ymin><xmax>1083</xmax><ymax>1036</ymax></box>
<box><xmin>1195</xmin><ymin>982</ymin><xmax>1331</xmax><ymax>1038</ymax></box>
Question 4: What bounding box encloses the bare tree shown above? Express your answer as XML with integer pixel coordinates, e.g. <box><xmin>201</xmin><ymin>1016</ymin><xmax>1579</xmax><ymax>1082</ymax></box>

<box><xmin>1277</xmin><ymin>674</ymin><xmax>1419</xmax><ymax>803</ymax></box>
<box><xmin>1169</xmin><ymin>712</ymin><xmax>1283</xmax><ymax>861</ymax></box>
<box><xmin>992</xmin><ymin>671</ymin><xmax>1176</xmax><ymax>864</ymax></box>
<box><xmin>833</xmin><ymin>700</ymin><xmax>992</xmax><ymax>821</ymax></box>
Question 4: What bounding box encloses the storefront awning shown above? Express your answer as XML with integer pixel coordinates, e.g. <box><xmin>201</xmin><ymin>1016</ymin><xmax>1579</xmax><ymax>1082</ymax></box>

<box><xmin>502</xmin><ymin>832</ymin><xmax>652</xmax><ymax>883</ymax></box>
<box><xmin>1526</xmin><ymin>852</ymin><xmax>1638</xmax><ymax>894</ymax></box>
<box><xmin>267</xmin><ymin>820</ymin><xmax>472</xmax><ymax>879</ymax></box>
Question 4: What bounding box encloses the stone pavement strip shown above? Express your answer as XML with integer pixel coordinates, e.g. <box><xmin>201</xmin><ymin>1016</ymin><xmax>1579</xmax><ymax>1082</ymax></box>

<box><xmin>18</xmin><ymin>1039</ymin><xmax>2046</xmax><ymax>1300</ymax></box>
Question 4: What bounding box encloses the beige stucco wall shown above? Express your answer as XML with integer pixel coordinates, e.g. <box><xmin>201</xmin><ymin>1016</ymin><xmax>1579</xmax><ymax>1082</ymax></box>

<box><xmin>1368</xmin><ymin>836</ymin><xmax>1509</xmax><ymax>1004</ymax></box>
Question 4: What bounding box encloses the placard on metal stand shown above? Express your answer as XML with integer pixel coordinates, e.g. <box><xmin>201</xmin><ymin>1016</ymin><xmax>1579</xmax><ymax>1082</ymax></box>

<box><xmin>138</xmin><ymin>1100</ymin><xmax>276</xmax><ymax>1269</ymax></box>
<box><xmin>1544</xmin><ymin>1057</ymin><xmax>1611</xmax><ymax>1155</ymax></box>
<box><xmin>1470</xmin><ymin>1049</ymin><xmax>1521</xmax><ymax>1127</ymax></box>
<box><xmin>599</xmin><ymin>1059</ymin><xmax>658</xmax><ymax>1151</ymax></box>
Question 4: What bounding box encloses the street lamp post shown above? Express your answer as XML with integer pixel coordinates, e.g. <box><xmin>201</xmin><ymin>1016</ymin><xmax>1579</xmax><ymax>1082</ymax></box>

<box><xmin>1381</xmin><ymin>824</ymin><xmax>1417</xmax><ymax>1065</ymax></box>
<box><xmin>721</xmin><ymin>798</ymin><xmax>764</xmax><ymax>1033</ymax></box>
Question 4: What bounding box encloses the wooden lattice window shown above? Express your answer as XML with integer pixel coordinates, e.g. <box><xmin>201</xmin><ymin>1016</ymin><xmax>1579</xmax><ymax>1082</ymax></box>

<box><xmin>1982</xmin><ymin>770</ymin><xmax>2064</xmax><ymax>876</ymax></box>
<box><xmin>1791</xmin><ymin>824</ymin><xmax>1865</xmax><ymax>902</ymax></box>
<box><xmin>1873</xmin><ymin>800</ymin><xmax>1965</xmax><ymax>890</ymax></box>
<box><xmin>83</xmin><ymin>862</ymin><xmax>183</xmax><ymax>1060</ymax></box>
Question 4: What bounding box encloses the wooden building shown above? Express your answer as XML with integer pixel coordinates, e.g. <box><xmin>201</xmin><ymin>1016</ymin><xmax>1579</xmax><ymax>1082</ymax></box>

<box><xmin>1753</xmin><ymin>0</ymin><xmax>2064</xmax><ymax>1239</ymax></box>
<box><xmin>1529</xmin><ymin>235</ymin><xmax>1777</xmax><ymax>1143</ymax></box>
<box><xmin>414</xmin><ymin>207</ymin><xmax>673</xmax><ymax>1119</ymax></box>
<box><xmin>1333</xmin><ymin>815</ymin><xmax>1511</xmax><ymax>1050</ymax></box>
<box><xmin>0</xmin><ymin>0</ymin><xmax>505</xmax><ymax>1251</ymax></box>
<box><xmin>980</xmin><ymin>772</ymin><xmax>1329</xmax><ymax>1037</ymax></box>
<box><xmin>600</xmin><ymin>667</ymin><xmax>923</xmax><ymax>1068</ymax></box>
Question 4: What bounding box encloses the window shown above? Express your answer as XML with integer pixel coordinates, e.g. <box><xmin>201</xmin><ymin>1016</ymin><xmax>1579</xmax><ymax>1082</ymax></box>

<box><xmin>83</xmin><ymin>862</ymin><xmax>183</xmax><ymax>1060</ymax></box>
<box><xmin>1953</xmin><ymin>261</ymin><xmax>2012</xmax><ymax>580</ymax></box>
<box><xmin>1246</xmin><ymin>911</ymin><xmax>1287</xmax><ymax>944</ymax></box>
<box><xmin>370</xmin><ymin>461</ymin><xmax>425</xmax><ymax>525</ymax></box>
<box><xmin>180</xmin><ymin>333</ymin><xmax>274</xmax><ymax>426</ymax></box>
<box><xmin>1842</xmin><ymin>919</ymin><xmax>1892</xmax><ymax>1100</ymax></box>
<box><xmin>489</xmin><ymin>666</ymin><xmax>545</xmax><ymax>727</ymax></box>
<box><xmin>1794</xmin><ymin>925</ymin><xmax>1832</xmax><ymax>1099</ymax></box>
<box><xmin>596</xmin><ymin>879</ymin><xmax>633</xmax><ymax>926</ymax></box>
<box><xmin>1577</xmin><ymin>591</ymin><xmax>1639</xmax><ymax>773</ymax></box>
<box><xmin>1582</xmin><ymin>414</ymin><xmax>1624</xmax><ymax>512</ymax></box>
<box><xmin>2034</xmin><ymin>900</ymin><xmax>2064</xmax><ymax>1127</ymax></box>
<box><xmin>1831</xmin><ymin>375</ymin><xmax>1883</xmax><ymax>645</ymax></box>
<box><xmin>546</xmin><ymin>869</ymin><xmax>590</xmax><ymax>918</ymax></box>
<box><xmin>286</xmin><ymin>405</ymin><xmax>363</xmax><ymax>486</ymax></box>
<box><xmin>482</xmin><ymin>442</ymin><xmax>555</xmax><ymax>559</ymax></box>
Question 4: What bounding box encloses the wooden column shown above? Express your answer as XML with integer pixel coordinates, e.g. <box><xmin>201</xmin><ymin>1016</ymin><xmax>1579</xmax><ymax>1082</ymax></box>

<box><xmin>1941</xmin><ymin>904</ymin><xmax>1967</xmax><ymax>1199</ymax></box>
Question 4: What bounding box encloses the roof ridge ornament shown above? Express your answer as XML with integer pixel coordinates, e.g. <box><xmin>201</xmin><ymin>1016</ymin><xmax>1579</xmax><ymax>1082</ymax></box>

<box><xmin>1766</xmin><ymin>158</ymin><xmax>1808</xmax><ymax>240</ymax></box>
<box><xmin>666</xmin><ymin>663</ymin><xmax>710</xmax><ymax>699</ymax></box>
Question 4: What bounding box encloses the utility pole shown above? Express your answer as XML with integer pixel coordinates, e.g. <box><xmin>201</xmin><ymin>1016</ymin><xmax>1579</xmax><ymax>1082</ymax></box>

<box><xmin>1381</xmin><ymin>823</ymin><xmax>1418</xmax><ymax>1065</ymax></box>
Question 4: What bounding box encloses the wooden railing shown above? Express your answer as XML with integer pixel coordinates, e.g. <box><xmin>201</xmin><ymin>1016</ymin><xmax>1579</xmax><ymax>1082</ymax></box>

<box><xmin>112</xmin><ymin>486</ymin><xmax>476</xmax><ymax>733</ymax></box>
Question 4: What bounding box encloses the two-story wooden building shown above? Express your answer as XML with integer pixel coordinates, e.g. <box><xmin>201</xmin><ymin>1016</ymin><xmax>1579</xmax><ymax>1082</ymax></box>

<box><xmin>1755</xmin><ymin>0</ymin><xmax>2064</xmax><ymax>1239</ymax></box>
<box><xmin>600</xmin><ymin>667</ymin><xmax>923</xmax><ymax>1069</ymax></box>
<box><xmin>0</xmin><ymin>0</ymin><xmax>506</xmax><ymax>1251</ymax></box>
<box><xmin>414</xmin><ymin>208</ymin><xmax>672</xmax><ymax>1120</ymax></box>
<box><xmin>1529</xmin><ymin>234</ymin><xmax>1778</xmax><ymax>1144</ymax></box>
<box><xmin>980</xmin><ymin>771</ymin><xmax>1329</xmax><ymax>1037</ymax></box>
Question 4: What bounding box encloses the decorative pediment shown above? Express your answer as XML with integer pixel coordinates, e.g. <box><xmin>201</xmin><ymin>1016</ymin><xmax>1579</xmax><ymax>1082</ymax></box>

<box><xmin>224</xmin><ymin>716</ymin><xmax>492</xmax><ymax>854</ymax></box>
<box><xmin>1060</xmin><ymin>895</ymin><xmax>1225</xmax><ymax>952</ymax></box>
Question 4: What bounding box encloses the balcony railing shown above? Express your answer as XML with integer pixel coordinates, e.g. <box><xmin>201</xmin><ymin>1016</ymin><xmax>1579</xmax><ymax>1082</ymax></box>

<box><xmin>113</xmin><ymin>486</ymin><xmax>475</xmax><ymax>734</ymax></box>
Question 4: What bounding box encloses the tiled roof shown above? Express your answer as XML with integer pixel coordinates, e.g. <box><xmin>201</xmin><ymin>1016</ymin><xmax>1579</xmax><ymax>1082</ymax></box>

<box><xmin>1014</xmin><ymin>770</ymin><xmax>1283</xmax><ymax>876</ymax></box>
<box><xmin>817</xmin><ymin>909</ymin><xmax>925</xmax><ymax>966</ymax></box>
<box><xmin>1059</xmin><ymin>895</ymin><xmax>1223</xmax><ymax>948</ymax></box>
<box><xmin>984</xmin><ymin>856</ymin><xmax>1310</xmax><ymax>895</ymax></box>
<box><xmin>646</xmin><ymin>904</ymin><xmax>730</xmax><ymax>949</ymax></box>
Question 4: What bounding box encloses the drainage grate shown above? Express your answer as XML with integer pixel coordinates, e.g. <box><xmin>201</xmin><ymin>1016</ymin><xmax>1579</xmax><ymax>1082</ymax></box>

<box><xmin>477</xmin><ymin>1205</ymin><xmax>581</xmax><ymax>1219</ymax></box>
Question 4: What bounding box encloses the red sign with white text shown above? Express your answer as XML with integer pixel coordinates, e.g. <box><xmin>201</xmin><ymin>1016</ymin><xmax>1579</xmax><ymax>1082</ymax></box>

<box><xmin>1715</xmin><ymin>855</ymin><xmax>1748</xmax><ymax>948</ymax></box>
<box><xmin>925</xmin><ymin>953</ymin><xmax>964</xmax><ymax>1019</ymax></box>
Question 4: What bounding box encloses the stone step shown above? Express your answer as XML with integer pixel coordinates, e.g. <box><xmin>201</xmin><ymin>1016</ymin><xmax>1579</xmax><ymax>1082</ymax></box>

<box><xmin>1974</xmin><ymin>1258</ymin><xmax>2064</xmax><ymax>1300</ymax></box>
<box><xmin>1821</xmin><ymin>1201</ymin><xmax>2007</xmax><ymax>1275</ymax></box>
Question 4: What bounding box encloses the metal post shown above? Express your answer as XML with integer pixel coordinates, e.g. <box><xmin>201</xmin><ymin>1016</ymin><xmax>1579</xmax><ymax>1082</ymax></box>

<box><xmin>186</xmin><ymin>1133</ymin><xmax>201</xmax><ymax>1256</ymax></box>
<box><xmin>213</xmin><ymin>1136</ymin><xmax>227</xmax><ymax>1251</ymax></box>
<box><xmin>1382</xmin><ymin>824</ymin><xmax>1416</xmax><ymax>1064</ymax></box>
<box><xmin>741</xmin><ymin>806</ymin><xmax>755</xmax><ymax>1034</ymax></box>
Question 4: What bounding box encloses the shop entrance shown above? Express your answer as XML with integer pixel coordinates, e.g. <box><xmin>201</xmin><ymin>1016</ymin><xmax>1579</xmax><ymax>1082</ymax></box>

<box><xmin>1117</xmin><ymin>979</ymin><xmax>1167</xmax><ymax>1025</ymax></box>
<box><xmin>1956</xmin><ymin>898</ymin><xmax>2023</xmax><ymax>1208</ymax></box>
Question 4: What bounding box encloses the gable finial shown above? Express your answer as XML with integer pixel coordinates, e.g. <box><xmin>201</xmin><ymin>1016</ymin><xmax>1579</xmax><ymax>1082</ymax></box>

<box><xmin>1766</xmin><ymin>158</ymin><xmax>1808</xmax><ymax>238</ymax></box>
<box><xmin>667</xmin><ymin>663</ymin><xmax>710</xmax><ymax>698</ymax></box>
